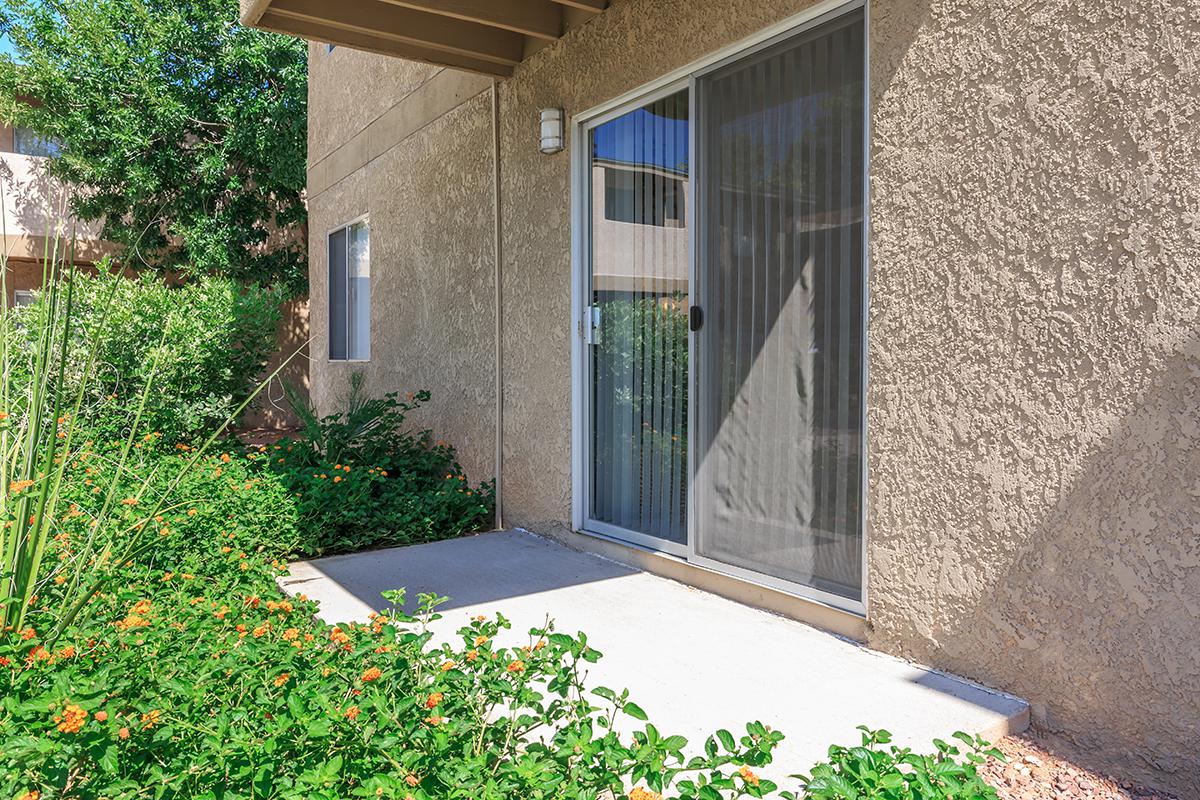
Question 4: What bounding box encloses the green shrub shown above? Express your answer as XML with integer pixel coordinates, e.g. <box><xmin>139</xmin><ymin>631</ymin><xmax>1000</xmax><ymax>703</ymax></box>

<box><xmin>1</xmin><ymin>537</ymin><xmax>781</xmax><ymax>799</ymax></box>
<box><xmin>10</xmin><ymin>269</ymin><xmax>283</xmax><ymax>443</ymax></box>
<box><xmin>266</xmin><ymin>379</ymin><xmax>493</xmax><ymax>556</ymax></box>
<box><xmin>784</xmin><ymin>727</ymin><xmax>1003</xmax><ymax>800</ymax></box>
<box><xmin>52</xmin><ymin>437</ymin><xmax>301</xmax><ymax>584</ymax></box>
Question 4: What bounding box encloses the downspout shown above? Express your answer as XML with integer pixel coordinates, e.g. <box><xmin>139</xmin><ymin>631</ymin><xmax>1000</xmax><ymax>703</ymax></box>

<box><xmin>491</xmin><ymin>79</ymin><xmax>504</xmax><ymax>531</ymax></box>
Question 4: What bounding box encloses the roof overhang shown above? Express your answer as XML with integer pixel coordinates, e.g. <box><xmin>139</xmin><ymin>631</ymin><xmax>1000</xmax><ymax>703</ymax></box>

<box><xmin>239</xmin><ymin>0</ymin><xmax>607</xmax><ymax>77</ymax></box>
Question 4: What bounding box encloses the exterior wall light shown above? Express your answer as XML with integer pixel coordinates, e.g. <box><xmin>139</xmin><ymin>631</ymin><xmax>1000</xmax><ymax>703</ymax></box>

<box><xmin>539</xmin><ymin>108</ymin><xmax>564</xmax><ymax>154</ymax></box>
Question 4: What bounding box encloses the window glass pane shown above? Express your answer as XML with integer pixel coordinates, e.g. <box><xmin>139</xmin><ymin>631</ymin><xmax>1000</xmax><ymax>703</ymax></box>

<box><xmin>347</xmin><ymin>221</ymin><xmax>370</xmax><ymax>360</ymax></box>
<box><xmin>695</xmin><ymin>12</ymin><xmax>865</xmax><ymax>599</ymax></box>
<box><xmin>13</xmin><ymin>127</ymin><xmax>60</xmax><ymax>158</ymax></box>
<box><xmin>328</xmin><ymin>227</ymin><xmax>348</xmax><ymax>360</ymax></box>
<box><xmin>588</xmin><ymin>89</ymin><xmax>690</xmax><ymax>545</ymax></box>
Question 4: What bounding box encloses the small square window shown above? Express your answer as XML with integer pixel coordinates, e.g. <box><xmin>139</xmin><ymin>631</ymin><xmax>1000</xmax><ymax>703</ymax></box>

<box><xmin>328</xmin><ymin>219</ymin><xmax>369</xmax><ymax>361</ymax></box>
<box><xmin>12</xmin><ymin>289</ymin><xmax>36</xmax><ymax>307</ymax></box>
<box><xmin>13</xmin><ymin>126</ymin><xmax>60</xmax><ymax>158</ymax></box>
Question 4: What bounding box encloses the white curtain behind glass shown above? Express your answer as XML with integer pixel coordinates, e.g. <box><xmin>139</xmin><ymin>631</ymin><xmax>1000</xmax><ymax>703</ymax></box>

<box><xmin>348</xmin><ymin>222</ymin><xmax>370</xmax><ymax>360</ymax></box>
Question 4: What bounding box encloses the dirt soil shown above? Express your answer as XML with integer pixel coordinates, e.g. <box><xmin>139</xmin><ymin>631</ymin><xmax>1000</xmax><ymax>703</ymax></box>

<box><xmin>235</xmin><ymin>426</ymin><xmax>298</xmax><ymax>447</ymax></box>
<box><xmin>981</xmin><ymin>732</ymin><xmax>1180</xmax><ymax>800</ymax></box>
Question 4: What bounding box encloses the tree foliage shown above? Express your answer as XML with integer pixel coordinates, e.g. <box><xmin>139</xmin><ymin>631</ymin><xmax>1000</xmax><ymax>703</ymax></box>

<box><xmin>0</xmin><ymin>0</ymin><xmax>309</xmax><ymax>292</ymax></box>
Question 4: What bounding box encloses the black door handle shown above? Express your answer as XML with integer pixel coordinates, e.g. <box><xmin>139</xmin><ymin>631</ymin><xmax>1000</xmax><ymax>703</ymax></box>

<box><xmin>689</xmin><ymin>305</ymin><xmax>703</xmax><ymax>332</ymax></box>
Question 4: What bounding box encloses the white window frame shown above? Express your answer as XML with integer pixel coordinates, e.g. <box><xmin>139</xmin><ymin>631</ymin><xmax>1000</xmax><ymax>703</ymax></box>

<box><xmin>327</xmin><ymin>214</ymin><xmax>371</xmax><ymax>362</ymax></box>
<box><xmin>569</xmin><ymin>0</ymin><xmax>870</xmax><ymax>616</ymax></box>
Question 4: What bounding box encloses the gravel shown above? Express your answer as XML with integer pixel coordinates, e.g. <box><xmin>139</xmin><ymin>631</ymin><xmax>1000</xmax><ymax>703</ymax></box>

<box><xmin>980</xmin><ymin>732</ymin><xmax>1179</xmax><ymax>800</ymax></box>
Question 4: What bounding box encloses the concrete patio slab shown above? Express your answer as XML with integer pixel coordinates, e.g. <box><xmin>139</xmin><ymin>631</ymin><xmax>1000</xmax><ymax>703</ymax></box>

<box><xmin>279</xmin><ymin>530</ymin><xmax>1029</xmax><ymax>783</ymax></box>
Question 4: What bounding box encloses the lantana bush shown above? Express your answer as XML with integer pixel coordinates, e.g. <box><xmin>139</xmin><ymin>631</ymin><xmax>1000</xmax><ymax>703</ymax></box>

<box><xmin>268</xmin><ymin>378</ymin><xmax>494</xmax><ymax>556</ymax></box>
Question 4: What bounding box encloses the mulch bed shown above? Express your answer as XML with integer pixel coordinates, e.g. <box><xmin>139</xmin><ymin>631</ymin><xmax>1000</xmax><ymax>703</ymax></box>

<box><xmin>981</xmin><ymin>732</ymin><xmax>1179</xmax><ymax>800</ymax></box>
<box><xmin>235</xmin><ymin>426</ymin><xmax>298</xmax><ymax>447</ymax></box>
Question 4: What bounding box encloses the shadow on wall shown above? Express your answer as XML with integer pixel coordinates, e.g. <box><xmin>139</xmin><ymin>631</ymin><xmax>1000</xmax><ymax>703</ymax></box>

<box><xmin>0</xmin><ymin>154</ymin><xmax>105</xmax><ymax>256</ymax></box>
<box><xmin>243</xmin><ymin>296</ymin><xmax>311</xmax><ymax>430</ymax></box>
<box><xmin>936</xmin><ymin>335</ymin><xmax>1200</xmax><ymax>794</ymax></box>
<box><xmin>863</xmin><ymin>0</ymin><xmax>1198</xmax><ymax>795</ymax></box>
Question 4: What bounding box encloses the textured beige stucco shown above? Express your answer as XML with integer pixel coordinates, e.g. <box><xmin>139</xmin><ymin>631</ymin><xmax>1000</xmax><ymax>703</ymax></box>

<box><xmin>306</xmin><ymin>60</ymin><xmax>496</xmax><ymax>481</ymax></box>
<box><xmin>306</xmin><ymin>42</ymin><xmax>442</xmax><ymax>167</ymax></box>
<box><xmin>306</xmin><ymin>0</ymin><xmax>1200</xmax><ymax>794</ymax></box>
<box><xmin>865</xmin><ymin>2</ymin><xmax>1200</xmax><ymax>791</ymax></box>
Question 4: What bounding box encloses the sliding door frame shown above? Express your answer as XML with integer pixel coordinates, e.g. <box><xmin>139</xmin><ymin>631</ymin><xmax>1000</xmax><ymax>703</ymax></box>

<box><xmin>570</xmin><ymin>0</ymin><xmax>870</xmax><ymax>615</ymax></box>
<box><xmin>573</xmin><ymin>77</ymin><xmax>692</xmax><ymax>559</ymax></box>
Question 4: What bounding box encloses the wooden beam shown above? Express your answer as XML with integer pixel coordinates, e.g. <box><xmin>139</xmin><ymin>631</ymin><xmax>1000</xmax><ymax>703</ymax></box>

<box><xmin>379</xmin><ymin>0</ymin><xmax>562</xmax><ymax>41</ymax></box>
<box><xmin>256</xmin><ymin>11</ymin><xmax>514</xmax><ymax>77</ymax></box>
<box><xmin>550</xmin><ymin>0</ymin><xmax>606</xmax><ymax>12</ymax></box>
<box><xmin>268</xmin><ymin>0</ymin><xmax>525</xmax><ymax>66</ymax></box>
<box><xmin>239</xmin><ymin>0</ymin><xmax>272</xmax><ymax>26</ymax></box>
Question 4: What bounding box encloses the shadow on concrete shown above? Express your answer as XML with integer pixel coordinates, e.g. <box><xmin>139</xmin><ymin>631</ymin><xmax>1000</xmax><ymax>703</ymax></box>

<box><xmin>282</xmin><ymin>529</ymin><xmax>636</xmax><ymax>616</ymax></box>
<box><xmin>281</xmin><ymin>528</ymin><xmax>1028</xmax><ymax>783</ymax></box>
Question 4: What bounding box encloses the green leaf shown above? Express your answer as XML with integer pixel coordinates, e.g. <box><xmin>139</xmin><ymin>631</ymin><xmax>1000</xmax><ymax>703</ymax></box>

<box><xmin>623</xmin><ymin>702</ymin><xmax>649</xmax><ymax>721</ymax></box>
<box><xmin>99</xmin><ymin>744</ymin><xmax>119</xmax><ymax>774</ymax></box>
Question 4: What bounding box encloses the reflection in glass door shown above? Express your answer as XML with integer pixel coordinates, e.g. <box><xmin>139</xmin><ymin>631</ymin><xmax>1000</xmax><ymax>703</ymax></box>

<box><xmin>586</xmin><ymin>89</ymin><xmax>690</xmax><ymax>548</ymax></box>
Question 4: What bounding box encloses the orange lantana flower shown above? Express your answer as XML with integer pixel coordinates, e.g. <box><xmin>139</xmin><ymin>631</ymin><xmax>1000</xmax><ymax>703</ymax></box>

<box><xmin>629</xmin><ymin>789</ymin><xmax>662</xmax><ymax>800</ymax></box>
<box><xmin>54</xmin><ymin>704</ymin><xmax>88</xmax><ymax>734</ymax></box>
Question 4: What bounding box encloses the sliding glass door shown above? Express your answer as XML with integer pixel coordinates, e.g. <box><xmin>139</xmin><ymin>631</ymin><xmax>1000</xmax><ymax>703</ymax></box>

<box><xmin>694</xmin><ymin>12</ymin><xmax>865</xmax><ymax>602</ymax></box>
<box><xmin>580</xmin><ymin>6</ymin><xmax>866</xmax><ymax>607</ymax></box>
<box><xmin>585</xmin><ymin>89</ymin><xmax>690</xmax><ymax>550</ymax></box>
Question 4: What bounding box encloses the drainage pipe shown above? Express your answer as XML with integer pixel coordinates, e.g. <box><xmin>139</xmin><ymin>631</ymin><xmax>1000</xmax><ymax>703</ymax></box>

<box><xmin>491</xmin><ymin>79</ymin><xmax>504</xmax><ymax>531</ymax></box>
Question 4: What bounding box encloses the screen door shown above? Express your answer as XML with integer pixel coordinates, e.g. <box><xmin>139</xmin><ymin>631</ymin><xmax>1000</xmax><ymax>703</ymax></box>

<box><xmin>693</xmin><ymin>12</ymin><xmax>866</xmax><ymax>601</ymax></box>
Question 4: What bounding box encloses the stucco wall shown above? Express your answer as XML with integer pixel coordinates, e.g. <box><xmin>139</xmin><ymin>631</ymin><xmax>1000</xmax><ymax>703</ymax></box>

<box><xmin>865</xmin><ymin>1</ymin><xmax>1200</xmax><ymax>791</ymax></box>
<box><xmin>306</xmin><ymin>44</ymin><xmax>440</xmax><ymax>166</ymax></box>
<box><xmin>0</xmin><ymin>149</ymin><xmax>109</xmax><ymax>262</ymax></box>
<box><xmin>307</xmin><ymin>0</ymin><xmax>1200</xmax><ymax>793</ymax></box>
<box><xmin>306</xmin><ymin>42</ymin><xmax>497</xmax><ymax>481</ymax></box>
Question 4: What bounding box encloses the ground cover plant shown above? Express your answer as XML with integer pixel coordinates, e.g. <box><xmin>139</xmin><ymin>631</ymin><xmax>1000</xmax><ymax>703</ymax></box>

<box><xmin>785</xmin><ymin>728</ymin><xmax>1003</xmax><ymax>800</ymax></box>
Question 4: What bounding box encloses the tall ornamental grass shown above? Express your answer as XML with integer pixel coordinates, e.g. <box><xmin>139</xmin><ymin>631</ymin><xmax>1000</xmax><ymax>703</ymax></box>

<box><xmin>0</xmin><ymin>215</ymin><xmax>292</xmax><ymax>640</ymax></box>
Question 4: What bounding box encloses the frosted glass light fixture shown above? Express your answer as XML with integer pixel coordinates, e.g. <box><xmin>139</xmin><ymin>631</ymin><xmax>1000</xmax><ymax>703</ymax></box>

<box><xmin>539</xmin><ymin>108</ymin><xmax>564</xmax><ymax>154</ymax></box>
